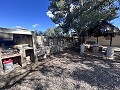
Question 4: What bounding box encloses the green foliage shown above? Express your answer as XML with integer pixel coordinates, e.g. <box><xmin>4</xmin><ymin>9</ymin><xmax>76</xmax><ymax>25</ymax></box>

<box><xmin>44</xmin><ymin>28</ymin><xmax>55</xmax><ymax>37</ymax></box>
<box><xmin>48</xmin><ymin>0</ymin><xmax>120</xmax><ymax>37</ymax></box>
<box><xmin>44</xmin><ymin>27</ymin><xmax>65</xmax><ymax>37</ymax></box>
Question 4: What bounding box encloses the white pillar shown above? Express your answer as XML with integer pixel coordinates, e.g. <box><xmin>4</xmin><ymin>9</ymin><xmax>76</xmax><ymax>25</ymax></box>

<box><xmin>80</xmin><ymin>44</ymin><xmax>85</xmax><ymax>53</ymax></box>
<box><xmin>106</xmin><ymin>46</ymin><xmax>114</xmax><ymax>59</ymax></box>
<box><xmin>32</xmin><ymin>32</ymin><xmax>38</xmax><ymax>61</ymax></box>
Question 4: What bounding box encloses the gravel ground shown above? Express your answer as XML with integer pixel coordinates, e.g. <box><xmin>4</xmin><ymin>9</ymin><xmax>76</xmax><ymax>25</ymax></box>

<box><xmin>0</xmin><ymin>50</ymin><xmax>120</xmax><ymax>90</ymax></box>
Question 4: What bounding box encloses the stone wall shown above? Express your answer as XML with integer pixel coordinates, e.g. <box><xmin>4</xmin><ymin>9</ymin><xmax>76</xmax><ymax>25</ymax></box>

<box><xmin>36</xmin><ymin>36</ymin><xmax>74</xmax><ymax>56</ymax></box>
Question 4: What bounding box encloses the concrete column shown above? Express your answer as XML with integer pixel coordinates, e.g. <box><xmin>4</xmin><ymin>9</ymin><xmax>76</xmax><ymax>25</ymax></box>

<box><xmin>106</xmin><ymin>46</ymin><xmax>114</xmax><ymax>59</ymax></box>
<box><xmin>32</xmin><ymin>31</ymin><xmax>38</xmax><ymax>62</ymax></box>
<box><xmin>20</xmin><ymin>48</ymin><xmax>26</xmax><ymax>66</ymax></box>
<box><xmin>80</xmin><ymin>44</ymin><xmax>85</xmax><ymax>53</ymax></box>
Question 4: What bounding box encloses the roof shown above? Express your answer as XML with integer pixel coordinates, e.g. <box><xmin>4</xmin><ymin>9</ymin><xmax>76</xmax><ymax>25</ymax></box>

<box><xmin>102</xmin><ymin>21</ymin><xmax>119</xmax><ymax>33</ymax></box>
<box><xmin>0</xmin><ymin>27</ymin><xmax>34</xmax><ymax>35</ymax></box>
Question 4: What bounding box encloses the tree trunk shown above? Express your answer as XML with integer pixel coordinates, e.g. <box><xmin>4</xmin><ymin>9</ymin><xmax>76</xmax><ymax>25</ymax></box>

<box><xmin>76</xmin><ymin>30</ymin><xmax>85</xmax><ymax>53</ymax></box>
<box><xmin>80</xmin><ymin>0</ymin><xmax>84</xmax><ymax>6</ymax></box>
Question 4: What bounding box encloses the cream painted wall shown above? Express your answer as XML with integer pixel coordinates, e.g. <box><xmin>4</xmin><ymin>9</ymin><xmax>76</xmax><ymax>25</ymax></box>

<box><xmin>85</xmin><ymin>35</ymin><xmax>120</xmax><ymax>47</ymax></box>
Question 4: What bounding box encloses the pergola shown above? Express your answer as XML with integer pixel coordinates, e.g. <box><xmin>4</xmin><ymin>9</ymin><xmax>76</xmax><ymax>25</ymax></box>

<box><xmin>88</xmin><ymin>21</ymin><xmax>119</xmax><ymax>46</ymax></box>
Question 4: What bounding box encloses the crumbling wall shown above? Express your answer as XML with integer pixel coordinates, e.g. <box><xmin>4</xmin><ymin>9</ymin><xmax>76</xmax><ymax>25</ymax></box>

<box><xmin>36</xmin><ymin>36</ymin><xmax>74</xmax><ymax>56</ymax></box>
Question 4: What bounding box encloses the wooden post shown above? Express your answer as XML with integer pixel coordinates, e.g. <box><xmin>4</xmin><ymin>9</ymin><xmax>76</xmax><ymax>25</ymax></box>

<box><xmin>110</xmin><ymin>33</ymin><xmax>113</xmax><ymax>46</ymax></box>
<box><xmin>97</xmin><ymin>36</ymin><xmax>98</xmax><ymax>44</ymax></box>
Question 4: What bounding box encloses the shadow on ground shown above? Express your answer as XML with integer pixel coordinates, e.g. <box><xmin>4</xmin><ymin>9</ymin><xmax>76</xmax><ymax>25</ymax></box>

<box><xmin>0</xmin><ymin>49</ymin><xmax>120</xmax><ymax>90</ymax></box>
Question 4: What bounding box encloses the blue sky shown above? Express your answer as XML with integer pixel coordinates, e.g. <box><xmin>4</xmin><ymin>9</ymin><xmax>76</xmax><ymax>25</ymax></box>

<box><xmin>0</xmin><ymin>0</ymin><xmax>120</xmax><ymax>32</ymax></box>
<box><xmin>111</xmin><ymin>16</ymin><xmax>120</xmax><ymax>28</ymax></box>
<box><xmin>0</xmin><ymin>0</ymin><xmax>56</xmax><ymax>32</ymax></box>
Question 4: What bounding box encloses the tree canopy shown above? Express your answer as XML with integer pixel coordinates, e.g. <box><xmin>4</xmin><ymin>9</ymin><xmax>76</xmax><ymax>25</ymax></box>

<box><xmin>44</xmin><ymin>27</ymin><xmax>64</xmax><ymax>37</ymax></box>
<box><xmin>48</xmin><ymin>0</ymin><xmax>120</xmax><ymax>38</ymax></box>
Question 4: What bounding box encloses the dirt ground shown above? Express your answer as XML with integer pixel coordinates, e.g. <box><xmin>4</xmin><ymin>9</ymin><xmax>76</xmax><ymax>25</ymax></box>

<box><xmin>0</xmin><ymin>50</ymin><xmax>120</xmax><ymax>90</ymax></box>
